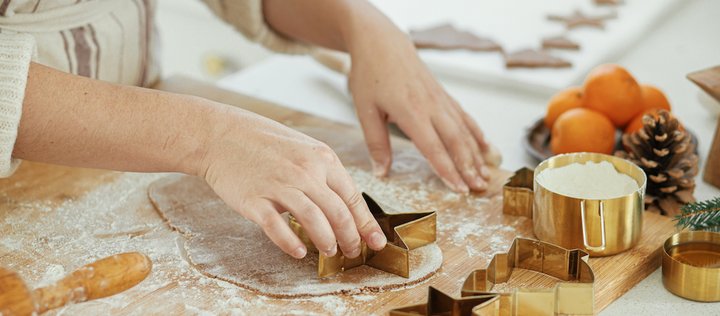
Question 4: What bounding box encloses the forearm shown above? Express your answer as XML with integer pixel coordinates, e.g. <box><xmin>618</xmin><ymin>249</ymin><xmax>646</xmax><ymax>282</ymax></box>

<box><xmin>262</xmin><ymin>0</ymin><xmax>411</xmax><ymax>54</ymax></box>
<box><xmin>14</xmin><ymin>63</ymin><xmax>224</xmax><ymax>175</ymax></box>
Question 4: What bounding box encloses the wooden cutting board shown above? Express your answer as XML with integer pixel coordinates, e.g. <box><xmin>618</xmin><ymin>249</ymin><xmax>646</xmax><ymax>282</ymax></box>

<box><xmin>0</xmin><ymin>77</ymin><xmax>676</xmax><ymax>315</ymax></box>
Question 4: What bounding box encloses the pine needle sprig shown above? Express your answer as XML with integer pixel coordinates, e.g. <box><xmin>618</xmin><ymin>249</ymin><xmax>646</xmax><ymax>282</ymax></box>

<box><xmin>675</xmin><ymin>197</ymin><xmax>720</xmax><ymax>232</ymax></box>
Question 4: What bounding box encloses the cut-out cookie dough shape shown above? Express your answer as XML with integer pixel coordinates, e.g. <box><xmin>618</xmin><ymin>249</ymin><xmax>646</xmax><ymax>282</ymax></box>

<box><xmin>548</xmin><ymin>10</ymin><xmax>617</xmax><ymax>29</ymax></box>
<box><xmin>542</xmin><ymin>35</ymin><xmax>580</xmax><ymax>50</ymax></box>
<box><xmin>410</xmin><ymin>24</ymin><xmax>502</xmax><ymax>52</ymax></box>
<box><xmin>504</xmin><ymin>49</ymin><xmax>572</xmax><ymax>69</ymax></box>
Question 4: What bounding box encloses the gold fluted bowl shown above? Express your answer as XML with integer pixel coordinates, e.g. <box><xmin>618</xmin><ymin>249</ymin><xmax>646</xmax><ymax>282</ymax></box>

<box><xmin>533</xmin><ymin>153</ymin><xmax>646</xmax><ymax>256</ymax></box>
<box><xmin>662</xmin><ymin>231</ymin><xmax>720</xmax><ymax>302</ymax></box>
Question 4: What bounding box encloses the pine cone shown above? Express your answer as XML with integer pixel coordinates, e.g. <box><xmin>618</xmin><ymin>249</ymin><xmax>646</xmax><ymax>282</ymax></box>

<box><xmin>615</xmin><ymin>110</ymin><xmax>698</xmax><ymax>216</ymax></box>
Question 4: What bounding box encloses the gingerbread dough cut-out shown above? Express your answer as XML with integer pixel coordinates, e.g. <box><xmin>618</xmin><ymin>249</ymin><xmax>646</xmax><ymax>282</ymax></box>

<box><xmin>504</xmin><ymin>49</ymin><xmax>572</xmax><ymax>68</ymax></box>
<box><xmin>410</xmin><ymin>24</ymin><xmax>502</xmax><ymax>52</ymax></box>
<box><xmin>149</xmin><ymin>175</ymin><xmax>442</xmax><ymax>298</ymax></box>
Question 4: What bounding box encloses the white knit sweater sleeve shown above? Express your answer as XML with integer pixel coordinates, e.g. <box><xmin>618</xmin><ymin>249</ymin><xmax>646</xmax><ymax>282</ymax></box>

<box><xmin>202</xmin><ymin>0</ymin><xmax>314</xmax><ymax>54</ymax></box>
<box><xmin>0</xmin><ymin>33</ymin><xmax>35</xmax><ymax>178</ymax></box>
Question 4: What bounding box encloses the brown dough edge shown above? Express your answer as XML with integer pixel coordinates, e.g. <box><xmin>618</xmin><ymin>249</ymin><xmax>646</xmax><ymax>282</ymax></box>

<box><xmin>147</xmin><ymin>179</ymin><xmax>440</xmax><ymax>299</ymax></box>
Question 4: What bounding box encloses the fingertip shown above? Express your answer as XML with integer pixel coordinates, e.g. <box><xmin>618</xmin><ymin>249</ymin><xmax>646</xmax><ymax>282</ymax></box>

<box><xmin>480</xmin><ymin>166</ymin><xmax>491</xmax><ymax>179</ymax></box>
<box><xmin>291</xmin><ymin>246</ymin><xmax>307</xmax><ymax>259</ymax></box>
<box><xmin>322</xmin><ymin>244</ymin><xmax>338</xmax><ymax>257</ymax></box>
<box><xmin>371</xmin><ymin>158</ymin><xmax>390</xmax><ymax>178</ymax></box>
<box><xmin>368</xmin><ymin>231</ymin><xmax>387</xmax><ymax>251</ymax></box>
<box><xmin>441</xmin><ymin>177</ymin><xmax>469</xmax><ymax>193</ymax></box>
<box><xmin>470</xmin><ymin>176</ymin><xmax>488</xmax><ymax>192</ymax></box>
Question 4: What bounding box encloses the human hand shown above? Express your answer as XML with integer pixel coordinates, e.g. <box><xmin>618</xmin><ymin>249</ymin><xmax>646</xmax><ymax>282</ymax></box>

<box><xmin>347</xmin><ymin>27</ymin><xmax>492</xmax><ymax>193</ymax></box>
<box><xmin>196</xmin><ymin>106</ymin><xmax>387</xmax><ymax>259</ymax></box>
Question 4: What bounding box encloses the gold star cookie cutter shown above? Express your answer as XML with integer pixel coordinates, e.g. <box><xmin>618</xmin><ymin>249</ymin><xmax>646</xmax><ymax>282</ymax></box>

<box><xmin>289</xmin><ymin>193</ymin><xmax>437</xmax><ymax>278</ymax></box>
<box><xmin>389</xmin><ymin>238</ymin><xmax>595</xmax><ymax>316</ymax></box>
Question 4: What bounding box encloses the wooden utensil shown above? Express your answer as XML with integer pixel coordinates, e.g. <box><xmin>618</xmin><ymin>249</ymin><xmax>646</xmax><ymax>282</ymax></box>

<box><xmin>0</xmin><ymin>252</ymin><xmax>151</xmax><ymax>315</ymax></box>
<box><xmin>705</xmin><ymin>117</ymin><xmax>720</xmax><ymax>188</ymax></box>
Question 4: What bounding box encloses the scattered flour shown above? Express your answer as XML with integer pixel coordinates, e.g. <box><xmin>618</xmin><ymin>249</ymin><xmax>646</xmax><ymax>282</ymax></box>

<box><xmin>0</xmin><ymin>237</ymin><xmax>22</xmax><ymax>251</ymax></box>
<box><xmin>307</xmin><ymin>296</ymin><xmax>348</xmax><ymax>316</ymax></box>
<box><xmin>351</xmin><ymin>294</ymin><xmax>377</xmax><ymax>302</ymax></box>
<box><xmin>536</xmin><ymin>161</ymin><xmax>639</xmax><ymax>199</ymax></box>
<box><xmin>37</xmin><ymin>264</ymin><xmax>66</xmax><ymax>287</ymax></box>
<box><xmin>0</xmin><ymin>130</ymin><xmax>530</xmax><ymax>315</ymax></box>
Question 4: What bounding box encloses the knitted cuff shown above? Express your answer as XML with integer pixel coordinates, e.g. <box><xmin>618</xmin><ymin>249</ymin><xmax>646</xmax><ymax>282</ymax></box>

<box><xmin>0</xmin><ymin>33</ymin><xmax>35</xmax><ymax>177</ymax></box>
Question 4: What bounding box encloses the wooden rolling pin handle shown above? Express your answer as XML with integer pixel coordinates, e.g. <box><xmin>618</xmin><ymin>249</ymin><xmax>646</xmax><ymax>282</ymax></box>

<box><xmin>31</xmin><ymin>252</ymin><xmax>152</xmax><ymax>314</ymax></box>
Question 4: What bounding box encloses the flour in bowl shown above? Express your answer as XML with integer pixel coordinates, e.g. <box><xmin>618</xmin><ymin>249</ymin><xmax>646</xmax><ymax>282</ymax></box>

<box><xmin>536</xmin><ymin>161</ymin><xmax>639</xmax><ymax>199</ymax></box>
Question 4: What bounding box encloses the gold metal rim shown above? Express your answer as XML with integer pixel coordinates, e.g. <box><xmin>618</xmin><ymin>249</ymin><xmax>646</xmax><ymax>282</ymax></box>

<box><xmin>531</xmin><ymin>152</ymin><xmax>646</xmax><ymax>256</ymax></box>
<box><xmin>535</xmin><ymin>152</ymin><xmax>647</xmax><ymax>202</ymax></box>
<box><xmin>662</xmin><ymin>231</ymin><xmax>720</xmax><ymax>302</ymax></box>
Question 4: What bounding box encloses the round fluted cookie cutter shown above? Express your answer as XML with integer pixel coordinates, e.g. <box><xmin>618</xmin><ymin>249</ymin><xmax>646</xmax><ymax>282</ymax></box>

<box><xmin>662</xmin><ymin>231</ymin><xmax>720</xmax><ymax>302</ymax></box>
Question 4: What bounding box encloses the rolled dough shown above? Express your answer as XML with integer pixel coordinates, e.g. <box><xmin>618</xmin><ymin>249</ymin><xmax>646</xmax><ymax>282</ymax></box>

<box><xmin>149</xmin><ymin>175</ymin><xmax>442</xmax><ymax>298</ymax></box>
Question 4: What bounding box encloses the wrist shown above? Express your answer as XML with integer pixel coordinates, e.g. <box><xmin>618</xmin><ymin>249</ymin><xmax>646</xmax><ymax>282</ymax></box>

<box><xmin>162</xmin><ymin>95</ymin><xmax>231</xmax><ymax>179</ymax></box>
<box><xmin>341</xmin><ymin>2</ymin><xmax>414</xmax><ymax>57</ymax></box>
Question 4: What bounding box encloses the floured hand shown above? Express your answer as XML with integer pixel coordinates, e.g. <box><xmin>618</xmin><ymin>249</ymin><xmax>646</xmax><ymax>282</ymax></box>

<box><xmin>196</xmin><ymin>106</ymin><xmax>387</xmax><ymax>259</ymax></box>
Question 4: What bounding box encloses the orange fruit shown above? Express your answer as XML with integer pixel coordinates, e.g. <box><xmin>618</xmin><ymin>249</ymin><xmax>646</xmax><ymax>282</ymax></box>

<box><xmin>545</xmin><ymin>86</ymin><xmax>583</xmax><ymax>129</ymax></box>
<box><xmin>551</xmin><ymin>108</ymin><xmax>617</xmax><ymax>155</ymax></box>
<box><xmin>582</xmin><ymin>64</ymin><xmax>643</xmax><ymax>128</ymax></box>
<box><xmin>640</xmin><ymin>84</ymin><xmax>671</xmax><ymax>111</ymax></box>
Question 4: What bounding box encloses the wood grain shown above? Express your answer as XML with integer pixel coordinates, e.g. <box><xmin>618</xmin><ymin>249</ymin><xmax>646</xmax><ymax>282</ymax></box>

<box><xmin>704</xmin><ymin>117</ymin><xmax>720</xmax><ymax>189</ymax></box>
<box><xmin>0</xmin><ymin>77</ymin><xmax>677</xmax><ymax>314</ymax></box>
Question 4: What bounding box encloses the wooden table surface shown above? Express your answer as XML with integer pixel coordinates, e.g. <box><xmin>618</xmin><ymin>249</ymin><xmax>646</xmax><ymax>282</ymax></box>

<box><xmin>0</xmin><ymin>77</ymin><xmax>677</xmax><ymax>315</ymax></box>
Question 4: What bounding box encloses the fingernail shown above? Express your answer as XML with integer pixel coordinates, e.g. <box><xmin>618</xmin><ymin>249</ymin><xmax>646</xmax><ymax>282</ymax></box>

<box><xmin>370</xmin><ymin>231</ymin><xmax>387</xmax><ymax>249</ymax></box>
<box><xmin>346</xmin><ymin>247</ymin><xmax>361</xmax><ymax>258</ymax></box>
<box><xmin>441</xmin><ymin>177</ymin><xmax>469</xmax><ymax>193</ymax></box>
<box><xmin>457</xmin><ymin>182</ymin><xmax>470</xmax><ymax>194</ymax></box>
<box><xmin>371</xmin><ymin>160</ymin><xmax>387</xmax><ymax>177</ymax></box>
<box><xmin>323</xmin><ymin>244</ymin><xmax>337</xmax><ymax>257</ymax></box>
<box><xmin>292</xmin><ymin>246</ymin><xmax>307</xmax><ymax>259</ymax></box>
<box><xmin>481</xmin><ymin>166</ymin><xmax>491</xmax><ymax>179</ymax></box>
<box><xmin>474</xmin><ymin>176</ymin><xmax>487</xmax><ymax>190</ymax></box>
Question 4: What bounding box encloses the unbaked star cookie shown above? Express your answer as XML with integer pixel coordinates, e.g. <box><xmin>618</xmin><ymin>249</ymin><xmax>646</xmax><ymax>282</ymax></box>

<box><xmin>410</xmin><ymin>24</ymin><xmax>502</xmax><ymax>52</ymax></box>
<box><xmin>505</xmin><ymin>49</ymin><xmax>572</xmax><ymax>68</ymax></box>
<box><xmin>548</xmin><ymin>10</ymin><xmax>617</xmax><ymax>29</ymax></box>
<box><xmin>542</xmin><ymin>35</ymin><xmax>580</xmax><ymax>50</ymax></box>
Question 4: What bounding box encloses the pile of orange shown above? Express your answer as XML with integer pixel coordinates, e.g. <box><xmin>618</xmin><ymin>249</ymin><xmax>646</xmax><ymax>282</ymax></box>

<box><xmin>545</xmin><ymin>64</ymin><xmax>673</xmax><ymax>155</ymax></box>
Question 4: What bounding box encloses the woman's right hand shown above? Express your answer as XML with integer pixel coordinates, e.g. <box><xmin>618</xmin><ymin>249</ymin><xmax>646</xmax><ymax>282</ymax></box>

<box><xmin>195</xmin><ymin>105</ymin><xmax>387</xmax><ymax>259</ymax></box>
<box><xmin>15</xmin><ymin>63</ymin><xmax>385</xmax><ymax>260</ymax></box>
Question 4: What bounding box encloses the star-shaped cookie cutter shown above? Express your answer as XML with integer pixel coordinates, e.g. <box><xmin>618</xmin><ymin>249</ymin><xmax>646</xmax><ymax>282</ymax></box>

<box><xmin>289</xmin><ymin>193</ymin><xmax>437</xmax><ymax>278</ymax></box>
<box><xmin>389</xmin><ymin>238</ymin><xmax>595</xmax><ymax>316</ymax></box>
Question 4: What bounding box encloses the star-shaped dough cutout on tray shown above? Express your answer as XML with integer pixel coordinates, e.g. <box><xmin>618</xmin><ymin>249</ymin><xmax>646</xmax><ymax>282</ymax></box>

<box><xmin>542</xmin><ymin>35</ymin><xmax>580</xmax><ymax>50</ymax></box>
<box><xmin>548</xmin><ymin>10</ymin><xmax>617</xmax><ymax>29</ymax></box>
<box><xmin>504</xmin><ymin>49</ymin><xmax>572</xmax><ymax>69</ymax></box>
<box><xmin>595</xmin><ymin>0</ymin><xmax>623</xmax><ymax>5</ymax></box>
<box><xmin>410</xmin><ymin>23</ymin><xmax>502</xmax><ymax>52</ymax></box>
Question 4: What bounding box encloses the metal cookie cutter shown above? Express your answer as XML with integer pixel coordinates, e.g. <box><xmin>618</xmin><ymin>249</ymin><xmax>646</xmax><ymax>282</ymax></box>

<box><xmin>502</xmin><ymin>167</ymin><xmax>534</xmax><ymax>218</ymax></box>
<box><xmin>389</xmin><ymin>238</ymin><xmax>595</xmax><ymax>316</ymax></box>
<box><xmin>289</xmin><ymin>193</ymin><xmax>437</xmax><ymax>278</ymax></box>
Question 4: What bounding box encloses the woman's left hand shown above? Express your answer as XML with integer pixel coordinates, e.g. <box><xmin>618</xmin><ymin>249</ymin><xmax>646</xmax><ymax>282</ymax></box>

<box><xmin>347</xmin><ymin>26</ymin><xmax>491</xmax><ymax>193</ymax></box>
<box><xmin>263</xmin><ymin>0</ymin><xmax>493</xmax><ymax>193</ymax></box>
